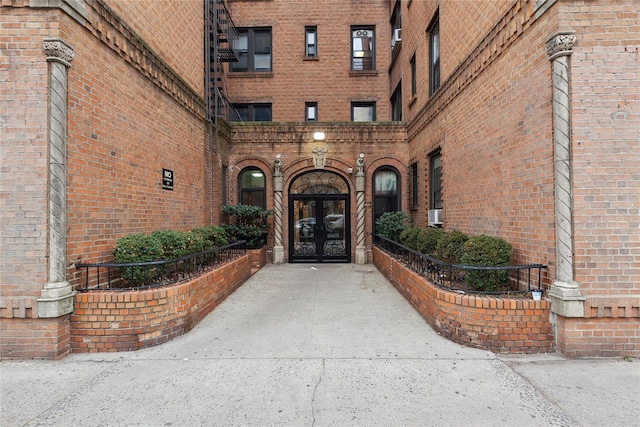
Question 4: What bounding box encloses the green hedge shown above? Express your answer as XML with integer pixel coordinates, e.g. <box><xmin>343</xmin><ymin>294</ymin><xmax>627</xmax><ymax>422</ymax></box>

<box><xmin>113</xmin><ymin>226</ymin><xmax>230</xmax><ymax>286</ymax></box>
<box><xmin>396</xmin><ymin>223</ymin><xmax>513</xmax><ymax>293</ymax></box>
<box><xmin>375</xmin><ymin>211</ymin><xmax>409</xmax><ymax>242</ymax></box>
<box><xmin>113</xmin><ymin>233</ymin><xmax>163</xmax><ymax>285</ymax></box>
<box><xmin>400</xmin><ymin>226</ymin><xmax>444</xmax><ymax>256</ymax></box>
<box><xmin>434</xmin><ymin>229</ymin><xmax>469</xmax><ymax>265</ymax></box>
<box><xmin>191</xmin><ymin>225</ymin><xmax>228</xmax><ymax>250</ymax></box>
<box><xmin>222</xmin><ymin>204</ymin><xmax>272</xmax><ymax>249</ymax></box>
<box><xmin>461</xmin><ymin>235</ymin><xmax>512</xmax><ymax>292</ymax></box>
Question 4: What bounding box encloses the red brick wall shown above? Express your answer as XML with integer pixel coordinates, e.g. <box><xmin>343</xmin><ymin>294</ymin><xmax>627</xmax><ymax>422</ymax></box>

<box><xmin>565</xmin><ymin>2</ymin><xmax>639</xmax><ymax>295</ymax></box>
<box><xmin>397</xmin><ymin>0</ymin><xmax>640</xmax><ymax>357</ymax></box>
<box><xmin>226</xmin><ymin>0</ymin><xmax>391</xmax><ymax>122</ymax></box>
<box><xmin>556</xmin><ymin>316</ymin><xmax>640</xmax><ymax>359</ymax></box>
<box><xmin>71</xmin><ymin>254</ymin><xmax>251</xmax><ymax>353</ymax></box>
<box><xmin>104</xmin><ymin>0</ymin><xmax>204</xmax><ymax>94</ymax></box>
<box><xmin>0</xmin><ymin>7</ymin><xmax>56</xmax><ymax>308</ymax></box>
<box><xmin>0</xmin><ymin>317</ymin><xmax>71</xmax><ymax>359</ymax></box>
<box><xmin>405</xmin><ymin>0</ymin><xmax>557</xmax><ymax>274</ymax></box>
<box><xmin>1</xmin><ymin>3</ymin><xmax>224</xmax><ymax>358</ymax></box>
<box><xmin>373</xmin><ymin>246</ymin><xmax>555</xmax><ymax>354</ymax></box>
<box><xmin>228</xmin><ymin>123</ymin><xmax>409</xmax><ymax>261</ymax></box>
<box><xmin>64</xmin><ymin>3</ymin><xmax>215</xmax><ymax>277</ymax></box>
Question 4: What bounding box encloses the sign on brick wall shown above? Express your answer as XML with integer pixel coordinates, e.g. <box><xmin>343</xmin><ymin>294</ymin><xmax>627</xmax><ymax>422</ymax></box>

<box><xmin>162</xmin><ymin>169</ymin><xmax>173</xmax><ymax>190</ymax></box>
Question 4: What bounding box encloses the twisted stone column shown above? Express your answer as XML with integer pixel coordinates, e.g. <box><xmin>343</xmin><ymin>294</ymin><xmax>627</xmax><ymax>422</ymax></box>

<box><xmin>355</xmin><ymin>156</ymin><xmax>366</xmax><ymax>264</ymax></box>
<box><xmin>273</xmin><ymin>157</ymin><xmax>284</xmax><ymax>263</ymax></box>
<box><xmin>38</xmin><ymin>38</ymin><xmax>76</xmax><ymax>317</ymax></box>
<box><xmin>545</xmin><ymin>31</ymin><xmax>584</xmax><ymax>317</ymax></box>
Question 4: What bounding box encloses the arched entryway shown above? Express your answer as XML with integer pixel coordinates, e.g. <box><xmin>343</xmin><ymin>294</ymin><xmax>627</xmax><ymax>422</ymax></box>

<box><xmin>288</xmin><ymin>170</ymin><xmax>351</xmax><ymax>263</ymax></box>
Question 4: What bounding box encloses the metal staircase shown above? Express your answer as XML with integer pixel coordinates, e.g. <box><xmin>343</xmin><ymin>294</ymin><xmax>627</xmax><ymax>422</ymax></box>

<box><xmin>205</xmin><ymin>0</ymin><xmax>238</xmax><ymax>122</ymax></box>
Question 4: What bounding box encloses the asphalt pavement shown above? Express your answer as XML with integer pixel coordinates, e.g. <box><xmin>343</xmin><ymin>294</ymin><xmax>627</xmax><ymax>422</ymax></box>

<box><xmin>1</xmin><ymin>263</ymin><xmax>638</xmax><ymax>427</ymax></box>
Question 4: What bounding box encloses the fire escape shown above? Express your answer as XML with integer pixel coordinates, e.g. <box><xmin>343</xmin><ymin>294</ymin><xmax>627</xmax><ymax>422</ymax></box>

<box><xmin>205</xmin><ymin>0</ymin><xmax>238</xmax><ymax>122</ymax></box>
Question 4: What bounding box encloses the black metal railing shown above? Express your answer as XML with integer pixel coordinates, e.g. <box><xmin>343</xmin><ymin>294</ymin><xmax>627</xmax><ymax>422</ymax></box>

<box><xmin>75</xmin><ymin>241</ymin><xmax>246</xmax><ymax>292</ymax></box>
<box><xmin>374</xmin><ymin>234</ymin><xmax>547</xmax><ymax>295</ymax></box>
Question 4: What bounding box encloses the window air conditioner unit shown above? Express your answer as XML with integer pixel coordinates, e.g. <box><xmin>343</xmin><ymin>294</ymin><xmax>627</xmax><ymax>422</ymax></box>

<box><xmin>428</xmin><ymin>209</ymin><xmax>443</xmax><ymax>226</ymax></box>
<box><xmin>392</xmin><ymin>28</ymin><xmax>402</xmax><ymax>46</ymax></box>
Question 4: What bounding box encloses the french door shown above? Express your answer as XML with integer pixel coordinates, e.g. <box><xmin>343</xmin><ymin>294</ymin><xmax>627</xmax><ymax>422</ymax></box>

<box><xmin>289</xmin><ymin>196</ymin><xmax>350</xmax><ymax>262</ymax></box>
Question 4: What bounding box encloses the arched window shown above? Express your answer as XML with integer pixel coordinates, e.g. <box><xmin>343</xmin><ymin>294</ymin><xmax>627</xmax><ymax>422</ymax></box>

<box><xmin>373</xmin><ymin>167</ymin><xmax>400</xmax><ymax>224</ymax></box>
<box><xmin>238</xmin><ymin>167</ymin><xmax>266</xmax><ymax>208</ymax></box>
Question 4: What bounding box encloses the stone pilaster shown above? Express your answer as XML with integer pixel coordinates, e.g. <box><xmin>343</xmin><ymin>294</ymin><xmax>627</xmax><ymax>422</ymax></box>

<box><xmin>355</xmin><ymin>155</ymin><xmax>366</xmax><ymax>264</ymax></box>
<box><xmin>273</xmin><ymin>157</ymin><xmax>284</xmax><ymax>264</ymax></box>
<box><xmin>38</xmin><ymin>38</ymin><xmax>75</xmax><ymax>318</ymax></box>
<box><xmin>545</xmin><ymin>31</ymin><xmax>585</xmax><ymax>317</ymax></box>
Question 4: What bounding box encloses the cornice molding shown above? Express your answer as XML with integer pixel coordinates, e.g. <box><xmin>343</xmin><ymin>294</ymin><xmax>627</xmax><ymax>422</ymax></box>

<box><xmin>85</xmin><ymin>0</ymin><xmax>206</xmax><ymax>120</ymax></box>
<box><xmin>408</xmin><ymin>0</ymin><xmax>536</xmax><ymax>140</ymax></box>
<box><xmin>230</xmin><ymin>122</ymin><xmax>407</xmax><ymax>144</ymax></box>
<box><xmin>29</xmin><ymin>0</ymin><xmax>88</xmax><ymax>25</ymax></box>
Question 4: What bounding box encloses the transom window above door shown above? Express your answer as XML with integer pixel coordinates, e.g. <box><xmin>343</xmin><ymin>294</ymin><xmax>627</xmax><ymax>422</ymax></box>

<box><xmin>290</xmin><ymin>171</ymin><xmax>349</xmax><ymax>195</ymax></box>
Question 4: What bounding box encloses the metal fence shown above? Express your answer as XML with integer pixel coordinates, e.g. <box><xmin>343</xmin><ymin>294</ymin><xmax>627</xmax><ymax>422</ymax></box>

<box><xmin>75</xmin><ymin>241</ymin><xmax>246</xmax><ymax>292</ymax></box>
<box><xmin>374</xmin><ymin>234</ymin><xmax>547</xmax><ymax>295</ymax></box>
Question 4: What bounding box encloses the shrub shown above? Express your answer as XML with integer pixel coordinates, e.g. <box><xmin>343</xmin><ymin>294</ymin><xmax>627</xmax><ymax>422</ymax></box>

<box><xmin>113</xmin><ymin>233</ymin><xmax>163</xmax><ymax>285</ymax></box>
<box><xmin>434</xmin><ymin>230</ymin><xmax>469</xmax><ymax>264</ymax></box>
<box><xmin>150</xmin><ymin>230</ymin><xmax>190</xmax><ymax>260</ymax></box>
<box><xmin>461</xmin><ymin>235</ymin><xmax>512</xmax><ymax>292</ymax></box>
<box><xmin>421</xmin><ymin>227</ymin><xmax>445</xmax><ymax>255</ymax></box>
<box><xmin>191</xmin><ymin>225</ymin><xmax>228</xmax><ymax>250</ymax></box>
<box><xmin>399</xmin><ymin>227</ymin><xmax>442</xmax><ymax>255</ymax></box>
<box><xmin>222</xmin><ymin>204</ymin><xmax>273</xmax><ymax>249</ymax></box>
<box><xmin>375</xmin><ymin>211</ymin><xmax>409</xmax><ymax>242</ymax></box>
<box><xmin>400</xmin><ymin>227</ymin><xmax>423</xmax><ymax>251</ymax></box>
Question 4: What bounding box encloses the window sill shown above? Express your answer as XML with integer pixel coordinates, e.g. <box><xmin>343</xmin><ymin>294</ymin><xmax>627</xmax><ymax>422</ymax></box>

<box><xmin>408</xmin><ymin>95</ymin><xmax>418</xmax><ymax>107</ymax></box>
<box><xmin>228</xmin><ymin>72</ymin><xmax>274</xmax><ymax>79</ymax></box>
<box><xmin>303</xmin><ymin>56</ymin><xmax>319</xmax><ymax>61</ymax></box>
<box><xmin>349</xmin><ymin>70</ymin><xmax>379</xmax><ymax>77</ymax></box>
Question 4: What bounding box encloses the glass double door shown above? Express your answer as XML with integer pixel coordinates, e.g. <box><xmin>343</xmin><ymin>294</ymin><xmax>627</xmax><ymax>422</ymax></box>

<box><xmin>290</xmin><ymin>196</ymin><xmax>350</xmax><ymax>262</ymax></box>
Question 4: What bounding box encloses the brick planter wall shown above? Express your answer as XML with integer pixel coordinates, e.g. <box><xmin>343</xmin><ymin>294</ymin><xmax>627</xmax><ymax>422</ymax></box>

<box><xmin>248</xmin><ymin>246</ymin><xmax>267</xmax><ymax>271</ymax></box>
<box><xmin>70</xmin><ymin>254</ymin><xmax>251</xmax><ymax>353</ymax></box>
<box><xmin>373</xmin><ymin>246</ymin><xmax>554</xmax><ymax>354</ymax></box>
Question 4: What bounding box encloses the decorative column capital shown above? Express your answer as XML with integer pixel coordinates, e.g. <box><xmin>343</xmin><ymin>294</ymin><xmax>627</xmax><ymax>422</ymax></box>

<box><xmin>545</xmin><ymin>31</ymin><xmax>576</xmax><ymax>61</ymax></box>
<box><xmin>43</xmin><ymin>38</ymin><xmax>75</xmax><ymax>67</ymax></box>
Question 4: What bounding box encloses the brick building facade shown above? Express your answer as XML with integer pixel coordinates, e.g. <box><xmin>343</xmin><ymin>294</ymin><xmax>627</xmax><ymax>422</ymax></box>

<box><xmin>1</xmin><ymin>0</ymin><xmax>638</xmax><ymax>358</ymax></box>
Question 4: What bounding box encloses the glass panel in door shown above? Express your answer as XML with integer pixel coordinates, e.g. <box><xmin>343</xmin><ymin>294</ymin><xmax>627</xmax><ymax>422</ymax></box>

<box><xmin>292</xmin><ymin>199</ymin><xmax>317</xmax><ymax>259</ymax></box>
<box><xmin>321</xmin><ymin>199</ymin><xmax>347</xmax><ymax>259</ymax></box>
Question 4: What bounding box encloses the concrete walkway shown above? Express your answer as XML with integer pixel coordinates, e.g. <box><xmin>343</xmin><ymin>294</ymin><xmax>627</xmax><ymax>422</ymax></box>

<box><xmin>1</xmin><ymin>264</ymin><xmax>638</xmax><ymax>426</ymax></box>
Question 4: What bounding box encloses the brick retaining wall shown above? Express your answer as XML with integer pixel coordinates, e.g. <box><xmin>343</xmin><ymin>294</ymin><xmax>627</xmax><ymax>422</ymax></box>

<box><xmin>70</xmin><ymin>254</ymin><xmax>251</xmax><ymax>353</ymax></box>
<box><xmin>373</xmin><ymin>246</ymin><xmax>554</xmax><ymax>354</ymax></box>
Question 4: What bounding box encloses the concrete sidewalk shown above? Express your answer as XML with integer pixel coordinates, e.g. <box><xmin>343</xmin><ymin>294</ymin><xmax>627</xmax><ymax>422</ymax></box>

<box><xmin>1</xmin><ymin>264</ymin><xmax>638</xmax><ymax>426</ymax></box>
